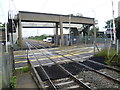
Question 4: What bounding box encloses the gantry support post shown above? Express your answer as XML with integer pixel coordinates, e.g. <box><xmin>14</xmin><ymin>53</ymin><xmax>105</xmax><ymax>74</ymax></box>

<box><xmin>18</xmin><ymin>15</ymin><xmax>23</xmax><ymax>47</ymax></box>
<box><xmin>59</xmin><ymin>16</ymin><xmax>64</xmax><ymax>46</ymax></box>
<box><xmin>55</xmin><ymin>23</ymin><xmax>59</xmax><ymax>46</ymax></box>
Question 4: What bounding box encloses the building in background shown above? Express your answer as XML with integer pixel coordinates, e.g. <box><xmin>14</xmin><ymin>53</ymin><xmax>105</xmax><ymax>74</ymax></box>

<box><xmin>118</xmin><ymin>1</ymin><xmax>120</xmax><ymax>17</ymax></box>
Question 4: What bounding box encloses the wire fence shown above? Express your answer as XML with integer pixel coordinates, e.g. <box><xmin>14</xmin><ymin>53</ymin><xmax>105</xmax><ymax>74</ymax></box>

<box><xmin>65</xmin><ymin>35</ymin><xmax>119</xmax><ymax>54</ymax></box>
<box><xmin>65</xmin><ymin>35</ymin><xmax>111</xmax><ymax>46</ymax></box>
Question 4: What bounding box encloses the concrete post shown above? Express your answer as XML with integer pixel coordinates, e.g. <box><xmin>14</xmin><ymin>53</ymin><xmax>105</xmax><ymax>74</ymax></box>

<box><xmin>93</xmin><ymin>19</ymin><xmax>96</xmax><ymax>55</ymax></box>
<box><xmin>116</xmin><ymin>39</ymin><xmax>119</xmax><ymax>55</ymax></box>
<box><xmin>55</xmin><ymin>23</ymin><xmax>59</xmax><ymax>46</ymax></box>
<box><xmin>59</xmin><ymin>16</ymin><xmax>64</xmax><ymax>46</ymax></box>
<box><xmin>18</xmin><ymin>15</ymin><xmax>23</xmax><ymax>47</ymax></box>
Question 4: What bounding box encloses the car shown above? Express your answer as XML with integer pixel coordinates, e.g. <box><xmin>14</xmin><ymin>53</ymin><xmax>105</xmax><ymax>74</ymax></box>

<box><xmin>43</xmin><ymin>39</ymin><xmax>47</xmax><ymax>42</ymax></box>
<box><xmin>43</xmin><ymin>37</ymin><xmax>52</xmax><ymax>43</ymax></box>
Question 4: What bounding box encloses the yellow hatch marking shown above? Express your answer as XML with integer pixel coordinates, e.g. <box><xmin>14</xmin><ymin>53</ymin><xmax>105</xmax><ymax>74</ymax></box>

<box><xmin>15</xmin><ymin>50</ymin><xmax>93</xmax><ymax>64</ymax></box>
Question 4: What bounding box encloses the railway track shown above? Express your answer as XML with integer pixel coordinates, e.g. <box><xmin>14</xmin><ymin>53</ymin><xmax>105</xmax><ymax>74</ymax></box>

<box><xmin>24</xmin><ymin>39</ymin><xmax>120</xmax><ymax>89</ymax></box>
<box><xmin>25</xmin><ymin>40</ymin><xmax>91</xmax><ymax>90</ymax></box>
<box><xmin>51</xmin><ymin>46</ymin><xmax>120</xmax><ymax>87</ymax></box>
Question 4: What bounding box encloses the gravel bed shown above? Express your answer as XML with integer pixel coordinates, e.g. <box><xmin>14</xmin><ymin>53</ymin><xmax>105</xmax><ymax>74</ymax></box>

<box><xmin>77</xmin><ymin>70</ymin><xmax>120</xmax><ymax>89</ymax></box>
<box><xmin>99</xmin><ymin>69</ymin><xmax>120</xmax><ymax>81</ymax></box>
<box><xmin>43</xmin><ymin>77</ymin><xmax>80</xmax><ymax>89</ymax></box>
<box><xmin>113</xmin><ymin>66</ymin><xmax>120</xmax><ymax>70</ymax></box>
<box><xmin>89</xmin><ymin>56</ymin><xmax>107</xmax><ymax>65</ymax></box>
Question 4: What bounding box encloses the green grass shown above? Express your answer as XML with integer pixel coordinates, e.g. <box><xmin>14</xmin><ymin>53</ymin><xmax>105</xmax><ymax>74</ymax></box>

<box><xmin>22</xmin><ymin>66</ymin><xmax>30</xmax><ymax>73</ymax></box>
<box><xmin>95</xmin><ymin>49</ymin><xmax>116</xmax><ymax>58</ymax></box>
<box><xmin>10</xmin><ymin>66</ymin><xmax>30</xmax><ymax>88</ymax></box>
<box><xmin>10</xmin><ymin>76</ymin><xmax>17</xmax><ymax>88</ymax></box>
<box><xmin>15</xmin><ymin>66</ymin><xmax>30</xmax><ymax>73</ymax></box>
<box><xmin>95</xmin><ymin>49</ymin><xmax>118</xmax><ymax>65</ymax></box>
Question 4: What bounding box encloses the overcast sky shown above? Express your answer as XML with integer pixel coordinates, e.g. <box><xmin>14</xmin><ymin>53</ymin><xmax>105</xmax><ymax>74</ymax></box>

<box><xmin>0</xmin><ymin>0</ymin><xmax>120</xmax><ymax>37</ymax></box>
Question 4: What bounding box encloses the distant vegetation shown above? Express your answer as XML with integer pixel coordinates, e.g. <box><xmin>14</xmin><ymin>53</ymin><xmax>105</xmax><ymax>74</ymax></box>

<box><xmin>0</xmin><ymin>22</ymin><xmax>5</xmax><ymax>27</ymax></box>
<box><xmin>28</xmin><ymin>34</ymin><xmax>52</xmax><ymax>40</ymax></box>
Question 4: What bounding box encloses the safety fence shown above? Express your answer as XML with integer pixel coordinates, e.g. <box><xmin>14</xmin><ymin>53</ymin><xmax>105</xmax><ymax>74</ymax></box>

<box><xmin>66</xmin><ymin>35</ymin><xmax>111</xmax><ymax>46</ymax></box>
<box><xmin>67</xmin><ymin>35</ymin><xmax>120</xmax><ymax>54</ymax></box>
<box><xmin>0</xmin><ymin>43</ymin><xmax>14</xmax><ymax>89</ymax></box>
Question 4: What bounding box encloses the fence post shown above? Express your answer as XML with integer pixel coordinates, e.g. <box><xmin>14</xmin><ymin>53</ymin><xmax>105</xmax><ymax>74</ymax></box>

<box><xmin>85</xmin><ymin>33</ymin><xmax>86</xmax><ymax>45</ymax></box>
<box><xmin>117</xmin><ymin>39</ymin><xmax>119</xmax><ymax>55</ymax></box>
<box><xmin>108</xmin><ymin>39</ymin><xmax>112</xmax><ymax>58</ymax></box>
<box><xmin>93</xmin><ymin>20</ymin><xmax>96</xmax><ymax>55</ymax></box>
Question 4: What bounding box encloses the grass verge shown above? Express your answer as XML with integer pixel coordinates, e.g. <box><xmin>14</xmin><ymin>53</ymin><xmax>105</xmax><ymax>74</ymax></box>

<box><xmin>95</xmin><ymin>49</ymin><xmax>119</xmax><ymax>65</ymax></box>
<box><xmin>15</xmin><ymin>66</ymin><xmax>30</xmax><ymax>73</ymax></box>
<box><xmin>22</xmin><ymin>66</ymin><xmax>30</xmax><ymax>73</ymax></box>
<box><xmin>10</xmin><ymin>76</ymin><xmax>17</xmax><ymax>88</ymax></box>
<box><xmin>10</xmin><ymin>66</ymin><xmax>30</xmax><ymax>88</ymax></box>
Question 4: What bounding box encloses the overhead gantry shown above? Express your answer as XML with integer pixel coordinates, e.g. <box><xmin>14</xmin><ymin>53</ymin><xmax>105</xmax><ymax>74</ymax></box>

<box><xmin>18</xmin><ymin>11</ymin><xmax>95</xmax><ymax>46</ymax></box>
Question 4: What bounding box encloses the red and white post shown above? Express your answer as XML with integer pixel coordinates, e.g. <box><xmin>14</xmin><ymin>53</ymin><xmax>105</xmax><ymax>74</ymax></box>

<box><xmin>112</xmin><ymin>1</ymin><xmax>116</xmax><ymax>44</ymax></box>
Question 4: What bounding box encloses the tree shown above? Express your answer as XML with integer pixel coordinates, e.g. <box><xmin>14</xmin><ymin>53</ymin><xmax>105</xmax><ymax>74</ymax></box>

<box><xmin>116</xmin><ymin>17</ymin><xmax>120</xmax><ymax>39</ymax></box>
<box><xmin>70</xmin><ymin>28</ymin><xmax>79</xmax><ymax>36</ymax></box>
<box><xmin>0</xmin><ymin>22</ymin><xmax>5</xmax><ymax>27</ymax></box>
<box><xmin>89</xmin><ymin>26</ymin><xmax>99</xmax><ymax>36</ymax></box>
<box><xmin>75</xmin><ymin>13</ymin><xmax>83</xmax><ymax>17</ymax></box>
<box><xmin>69</xmin><ymin>13</ymin><xmax>83</xmax><ymax>17</ymax></box>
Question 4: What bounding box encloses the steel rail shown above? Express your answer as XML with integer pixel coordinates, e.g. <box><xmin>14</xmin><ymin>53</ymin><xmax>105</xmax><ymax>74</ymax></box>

<box><xmin>25</xmin><ymin>40</ymin><xmax>92</xmax><ymax>90</ymax></box>
<box><xmin>26</xmin><ymin>39</ymin><xmax>91</xmax><ymax>52</ymax></box>
<box><xmin>30</xmin><ymin>39</ymin><xmax>120</xmax><ymax>84</ymax></box>
<box><xmin>87</xmin><ymin>60</ymin><xmax>120</xmax><ymax>73</ymax></box>
<box><xmin>53</xmin><ymin>48</ymin><xmax>120</xmax><ymax>73</ymax></box>
<box><xmin>54</xmin><ymin>52</ymin><xmax>120</xmax><ymax>84</ymax></box>
<box><xmin>25</xmin><ymin>41</ymin><xmax>57</xmax><ymax>90</ymax></box>
<box><xmin>35</xmin><ymin>40</ymin><xmax>120</xmax><ymax>73</ymax></box>
<box><xmin>25</xmin><ymin>39</ymin><xmax>120</xmax><ymax>87</ymax></box>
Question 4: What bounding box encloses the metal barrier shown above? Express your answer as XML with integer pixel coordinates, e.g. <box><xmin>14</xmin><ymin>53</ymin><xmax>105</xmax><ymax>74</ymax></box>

<box><xmin>0</xmin><ymin>43</ymin><xmax>14</xmax><ymax>89</ymax></box>
<box><xmin>0</xmin><ymin>43</ymin><xmax>2</xmax><ymax>89</ymax></box>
